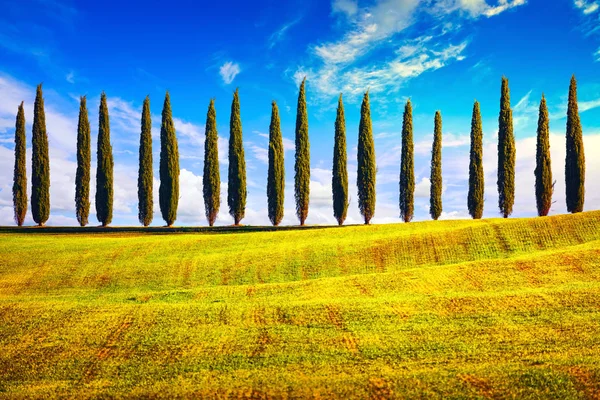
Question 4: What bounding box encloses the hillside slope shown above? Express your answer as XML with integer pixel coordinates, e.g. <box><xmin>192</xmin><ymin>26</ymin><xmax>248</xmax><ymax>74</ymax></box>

<box><xmin>0</xmin><ymin>212</ymin><xmax>599</xmax><ymax>398</ymax></box>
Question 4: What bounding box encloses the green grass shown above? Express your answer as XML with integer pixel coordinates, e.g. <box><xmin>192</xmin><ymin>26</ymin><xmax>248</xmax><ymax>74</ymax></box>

<box><xmin>1</xmin><ymin>212</ymin><xmax>600</xmax><ymax>398</ymax></box>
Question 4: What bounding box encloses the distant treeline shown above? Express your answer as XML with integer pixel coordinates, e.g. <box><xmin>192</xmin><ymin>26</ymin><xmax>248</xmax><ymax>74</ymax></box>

<box><xmin>10</xmin><ymin>76</ymin><xmax>586</xmax><ymax>227</ymax></box>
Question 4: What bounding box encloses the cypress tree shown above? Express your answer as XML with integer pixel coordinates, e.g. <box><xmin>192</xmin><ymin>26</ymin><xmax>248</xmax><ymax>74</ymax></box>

<box><xmin>203</xmin><ymin>99</ymin><xmax>220</xmax><ymax>227</ymax></box>
<box><xmin>565</xmin><ymin>75</ymin><xmax>585</xmax><ymax>213</ymax></box>
<box><xmin>159</xmin><ymin>91</ymin><xmax>179</xmax><ymax>227</ymax></box>
<box><xmin>138</xmin><ymin>96</ymin><xmax>153</xmax><ymax>226</ymax></box>
<box><xmin>535</xmin><ymin>94</ymin><xmax>553</xmax><ymax>217</ymax></box>
<box><xmin>96</xmin><ymin>92</ymin><xmax>113</xmax><ymax>227</ymax></box>
<box><xmin>430</xmin><ymin>111</ymin><xmax>443</xmax><ymax>220</ymax></box>
<box><xmin>75</xmin><ymin>96</ymin><xmax>91</xmax><ymax>227</ymax></box>
<box><xmin>332</xmin><ymin>94</ymin><xmax>348</xmax><ymax>226</ymax></box>
<box><xmin>399</xmin><ymin>99</ymin><xmax>414</xmax><ymax>223</ymax></box>
<box><xmin>498</xmin><ymin>76</ymin><xmax>516</xmax><ymax>218</ymax></box>
<box><xmin>13</xmin><ymin>102</ymin><xmax>27</xmax><ymax>226</ymax></box>
<box><xmin>227</xmin><ymin>89</ymin><xmax>247</xmax><ymax>225</ymax></box>
<box><xmin>357</xmin><ymin>91</ymin><xmax>376</xmax><ymax>224</ymax></box>
<box><xmin>31</xmin><ymin>84</ymin><xmax>50</xmax><ymax>226</ymax></box>
<box><xmin>294</xmin><ymin>77</ymin><xmax>310</xmax><ymax>226</ymax></box>
<box><xmin>267</xmin><ymin>101</ymin><xmax>285</xmax><ymax>226</ymax></box>
<box><xmin>468</xmin><ymin>101</ymin><xmax>484</xmax><ymax>219</ymax></box>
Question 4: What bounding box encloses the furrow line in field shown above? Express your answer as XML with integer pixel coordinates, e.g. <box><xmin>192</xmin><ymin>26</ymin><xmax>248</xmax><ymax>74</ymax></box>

<box><xmin>80</xmin><ymin>314</ymin><xmax>134</xmax><ymax>384</ymax></box>
<box><xmin>325</xmin><ymin>305</ymin><xmax>360</xmax><ymax>354</ymax></box>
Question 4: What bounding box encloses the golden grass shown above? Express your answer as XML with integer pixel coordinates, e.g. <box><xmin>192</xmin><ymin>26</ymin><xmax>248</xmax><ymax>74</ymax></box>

<box><xmin>0</xmin><ymin>212</ymin><xmax>599</xmax><ymax>398</ymax></box>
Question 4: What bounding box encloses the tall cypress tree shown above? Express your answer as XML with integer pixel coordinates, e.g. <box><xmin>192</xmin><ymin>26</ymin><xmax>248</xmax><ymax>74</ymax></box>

<box><xmin>498</xmin><ymin>76</ymin><xmax>516</xmax><ymax>218</ymax></box>
<box><xmin>227</xmin><ymin>89</ymin><xmax>247</xmax><ymax>225</ymax></box>
<box><xmin>203</xmin><ymin>99</ymin><xmax>220</xmax><ymax>227</ymax></box>
<box><xmin>357</xmin><ymin>91</ymin><xmax>376</xmax><ymax>225</ymax></box>
<box><xmin>468</xmin><ymin>101</ymin><xmax>484</xmax><ymax>219</ymax></box>
<box><xmin>430</xmin><ymin>111</ymin><xmax>443</xmax><ymax>221</ymax></box>
<box><xmin>31</xmin><ymin>84</ymin><xmax>50</xmax><ymax>226</ymax></box>
<box><xmin>565</xmin><ymin>75</ymin><xmax>585</xmax><ymax>214</ymax></box>
<box><xmin>138</xmin><ymin>96</ymin><xmax>153</xmax><ymax>226</ymax></box>
<box><xmin>159</xmin><ymin>92</ymin><xmax>179</xmax><ymax>227</ymax></box>
<box><xmin>332</xmin><ymin>94</ymin><xmax>348</xmax><ymax>226</ymax></box>
<box><xmin>13</xmin><ymin>102</ymin><xmax>27</xmax><ymax>226</ymax></box>
<box><xmin>96</xmin><ymin>92</ymin><xmax>113</xmax><ymax>227</ymax></box>
<box><xmin>267</xmin><ymin>101</ymin><xmax>284</xmax><ymax>226</ymax></box>
<box><xmin>75</xmin><ymin>96</ymin><xmax>91</xmax><ymax>227</ymax></box>
<box><xmin>535</xmin><ymin>94</ymin><xmax>553</xmax><ymax>217</ymax></box>
<box><xmin>294</xmin><ymin>78</ymin><xmax>310</xmax><ymax>226</ymax></box>
<box><xmin>399</xmin><ymin>100</ymin><xmax>414</xmax><ymax>223</ymax></box>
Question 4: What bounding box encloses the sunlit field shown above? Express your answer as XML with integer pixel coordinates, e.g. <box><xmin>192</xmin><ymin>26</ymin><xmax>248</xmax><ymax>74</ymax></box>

<box><xmin>1</xmin><ymin>212</ymin><xmax>600</xmax><ymax>398</ymax></box>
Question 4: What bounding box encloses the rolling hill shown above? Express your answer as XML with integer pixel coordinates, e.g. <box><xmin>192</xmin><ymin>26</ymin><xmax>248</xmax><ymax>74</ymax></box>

<box><xmin>1</xmin><ymin>211</ymin><xmax>599</xmax><ymax>398</ymax></box>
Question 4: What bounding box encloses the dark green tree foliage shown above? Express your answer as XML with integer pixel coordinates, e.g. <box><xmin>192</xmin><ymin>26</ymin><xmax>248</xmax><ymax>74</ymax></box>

<box><xmin>497</xmin><ymin>77</ymin><xmax>516</xmax><ymax>218</ymax></box>
<box><xmin>468</xmin><ymin>101</ymin><xmax>484</xmax><ymax>219</ymax></box>
<box><xmin>227</xmin><ymin>89</ymin><xmax>247</xmax><ymax>225</ymax></box>
<box><xmin>138</xmin><ymin>96</ymin><xmax>153</xmax><ymax>226</ymax></box>
<box><xmin>203</xmin><ymin>99</ymin><xmax>220</xmax><ymax>227</ymax></box>
<box><xmin>332</xmin><ymin>94</ymin><xmax>348</xmax><ymax>226</ymax></box>
<box><xmin>13</xmin><ymin>102</ymin><xmax>27</xmax><ymax>226</ymax></box>
<box><xmin>96</xmin><ymin>92</ymin><xmax>114</xmax><ymax>227</ymax></box>
<box><xmin>535</xmin><ymin>94</ymin><xmax>553</xmax><ymax>217</ymax></box>
<box><xmin>294</xmin><ymin>78</ymin><xmax>310</xmax><ymax>225</ymax></box>
<box><xmin>75</xmin><ymin>96</ymin><xmax>91</xmax><ymax>227</ymax></box>
<box><xmin>357</xmin><ymin>91</ymin><xmax>376</xmax><ymax>224</ymax></box>
<box><xmin>31</xmin><ymin>84</ymin><xmax>50</xmax><ymax>226</ymax></box>
<box><xmin>399</xmin><ymin>100</ymin><xmax>414</xmax><ymax>223</ymax></box>
<box><xmin>430</xmin><ymin>111</ymin><xmax>443</xmax><ymax>221</ymax></box>
<box><xmin>565</xmin><ymin>75</ymin><xmax>585</xmax><ymax>213</ymax></box>
<box><xmin>159</xmin><ymin>92</ymin><xmax>179</xmax><ymax>227</ymax></box>
<box><xmin>267</xmin><ymin>101</ymin><xmax>284</xmax><ymax>226</ymax></box>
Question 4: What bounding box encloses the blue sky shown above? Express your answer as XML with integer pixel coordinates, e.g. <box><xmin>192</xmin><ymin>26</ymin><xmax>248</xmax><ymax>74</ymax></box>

<box><xmin>0</xmin><ymin>0</ymin><xmax>599</xmax><ymax>226</ymax></box>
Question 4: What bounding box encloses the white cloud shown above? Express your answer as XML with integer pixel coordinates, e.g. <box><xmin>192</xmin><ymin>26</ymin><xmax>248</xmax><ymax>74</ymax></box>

<box><xmin>415</xmin><ymin>177</ymin><xmax>431</xmax><ymax>198</ymax></box>
<box><xmin>574</xmin><ymin>0</ymin><xmax>599</xmax><ymax>14</ymax></box>
<box><xmin>219</xmin><ymin>61</ymin><xmax>241</xmax><ymax>84</ymax></box>
<box><xmin>573</xmin><ymin>0</ymin><xmax>600</xmax><ymax>59</ymax></box>
<box><xmin>298</xmin><ymin>0</ymin><xmax>526</xmax><ymax>101</ymax></box>
<box><xmin>435</xmin><ymin>0</ymin><xmax>527</xmax><ymax>17</ymax></box>
<box><xmin>415</xmin><ymin>132</ymin><xmax>470</xmax><ymax>155</ymax></box>
<box><xmin>248</xmin><ymin>142</ymin><xmax>269</xmax><ymax>164</ymax></box>
<box><xmin>315</xmin><ymin>0</ymin><xmax>420</xmax><ymax>66</ymax></box>
<box><xmin>302</xmin><ymin>39</ymin><xmax>468</xmax><ymax>100</ymax></box>
<box><xmin>332</xmin><ymin>0</ymin><xmax>358</xmax><ymax>18</ymax></box>
<box><xmin>66</xmin><ymin>70</ymin><xmax>75</xmax><ymax>84</ymax></box>
<box><xmin>315</xmin><ymin>0</ymin><xmax>525</xmax><ymax>66</ymax></box>
<box><xmin>481</xmin><ymin>0</ymin><xmax>527</xmax><ymax>17</ymax></box>
<box><xmin>174</xmin><ymin>117</ymin><xmax>205</xmax><ymax>147</ymax></box>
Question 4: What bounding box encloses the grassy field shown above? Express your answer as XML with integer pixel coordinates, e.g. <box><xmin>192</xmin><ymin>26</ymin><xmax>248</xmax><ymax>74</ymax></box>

<box><xmin>1</xmin><ymin>212</ymin><xmax>600</xmax><ymax>399</ymax></box>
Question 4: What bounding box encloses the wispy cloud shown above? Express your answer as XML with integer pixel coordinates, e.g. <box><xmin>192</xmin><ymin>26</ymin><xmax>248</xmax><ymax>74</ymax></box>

<box><xmin>300</xmin><ymin>38</ymin><xmax>468</xmax><ymax>100</ymax></box>
<box><xmin>573</xmin><ymin>0</ymin><xmax>600</xmax><ymax>60</ymax></box>
<box><xmin>474</xmin><ymin>0</ymin><xmax>527</xmax><ymax>17</ymax></box>
<box><xmin>294</xmin><ymin>0</ymin><xmax>526</xmax><ymax>102</ymax></box>
<box><xmin>580</xmin><ymin>97</ymin><xmax>600</xmax><ymax>113</ymax></box>
<box><xmin>314</xmin><ymin>0</ymin><xmax>420</xmax><ymax>66</ymax></box>
<box><xmin>513</xmin><ymin>89</ymin><xmax>540</xmax><ymax>129</ymax></box>
<box><xmin>219</xmin><ymin>61</ymin><xmax>241</xmax><ymax>84</ymax></box>
<box><xmin>248</xmin><ymin>143</ymin><xmax>269</xmax><ymax>164</ymax></box>
<box><xmin>268</xmin><ymin>17</ymin><xmax>301</xmax><ymax>49</ymax></box>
